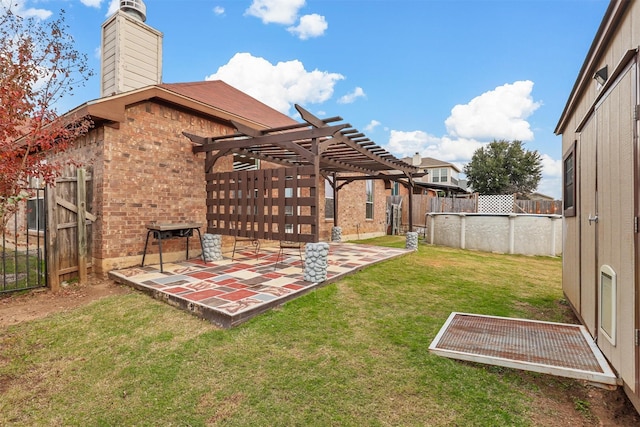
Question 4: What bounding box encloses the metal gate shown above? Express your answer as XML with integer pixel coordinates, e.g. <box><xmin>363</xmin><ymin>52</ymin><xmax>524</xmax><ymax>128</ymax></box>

<box><xmin>1</xmin><ymin>187</ymin><xmax>47</xmax><ymax>293</ymax></box>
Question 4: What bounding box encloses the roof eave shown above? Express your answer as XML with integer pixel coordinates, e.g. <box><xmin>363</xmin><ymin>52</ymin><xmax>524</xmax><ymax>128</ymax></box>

<box><xmin>555</xmin><ymin>0</ymin><xmax>630</xmax><ymax>135</ymax></box>
<box><xmin>63</xmin><ymin>85</ymin><xmax>280</xmax><ymax>130</ymax></box>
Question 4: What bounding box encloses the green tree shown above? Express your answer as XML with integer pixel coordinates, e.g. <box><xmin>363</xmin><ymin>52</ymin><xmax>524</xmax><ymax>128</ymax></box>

<box><xmin>463</xmin><ymin>139</ymin><xmax>542</xmax><ymax>195</ymax></box>
<box><xmin>0</xmin><ymin>6</ymin><xmax>92</xmax><ymax>229</ymax></box>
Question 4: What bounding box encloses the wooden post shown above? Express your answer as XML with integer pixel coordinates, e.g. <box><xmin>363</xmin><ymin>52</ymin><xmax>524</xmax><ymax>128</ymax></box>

<box><xmin>46</xmin><ymin>184</ymin><xmax>60</xmax><ymax>292</ymax></box>
<box><xmin>77</xmin><ymin>168</ymin><xmax>88</xmax><ymax>285</ymax></box>
<box><xmin>332</xmin><ymin>172</ymin><xmax>338</xmax><ymax>227</ymax></box>
<box><xmin>311</xmin><ymin>138</ymin><xmax>320</xmax><ymax>242</ymax></box>
<box><xmin>408</xmin><ymin>178</ymin><xmax>414</xmax><ymax>232</ymax></box>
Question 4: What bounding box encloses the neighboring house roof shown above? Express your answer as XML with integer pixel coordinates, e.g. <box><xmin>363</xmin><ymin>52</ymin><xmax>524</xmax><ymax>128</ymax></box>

<box><xmin>402</xmin><ymin>156</ymin><xmax>461</xmax><ymax>173</ymax></box>
<box><xmin>65</xmin><ymin>80</ymin><xmax>296</xmax><ymax>130</ymax></box>
<box><xmin>527</xmin><ymin>192</ymin><xmax>555</xmax><ymax>201</ymax></box>
<box><xmin>415</xmin><ymin>181</ymin><xmax>468</xmax><ymax>193</ymax></box>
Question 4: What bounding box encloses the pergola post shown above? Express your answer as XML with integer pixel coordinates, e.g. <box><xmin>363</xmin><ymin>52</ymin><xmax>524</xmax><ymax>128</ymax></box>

<box><xmin>332</xmin><ymin>172</ymin><xmax>338</xmax><ymax>227</ymax></box>
<box><xmin>408</xmin><ymin>177</ymin><xmax>414</xmax><ymax>232</ymax></box>
<box><xmin>311</xmin><ymin>137</ymin><xmax>320</xmax><ymax>243</ymax></box>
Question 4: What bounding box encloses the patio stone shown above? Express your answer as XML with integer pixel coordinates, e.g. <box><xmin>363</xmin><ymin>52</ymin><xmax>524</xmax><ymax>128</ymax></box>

<box><xmin>109</xmin><ymin>243</ymin><xmax>412</xmax><ymax>328</ymax></box>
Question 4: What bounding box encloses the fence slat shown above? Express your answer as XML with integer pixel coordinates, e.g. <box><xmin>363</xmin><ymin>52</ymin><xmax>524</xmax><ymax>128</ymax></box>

<box><xmin>77</xmin><ymin>168</ymin><xmax>88</xmax><ymax>285</ymax></box>
<box><xmin>404</xmin><ymin>194</ymin><xmax>562</xmax><ymax>230</ymax></box>
<box><xmin>46</xmin><ymin>184</ymin><xmax>60</xmax><ymax>292</ymax></box>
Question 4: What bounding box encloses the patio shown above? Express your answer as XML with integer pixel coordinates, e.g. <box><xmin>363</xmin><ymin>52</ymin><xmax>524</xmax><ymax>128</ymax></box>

<box><xmin>109</xmin><ymin>242</ymin><xmax>411</xmax><ymax>328</ymax></box>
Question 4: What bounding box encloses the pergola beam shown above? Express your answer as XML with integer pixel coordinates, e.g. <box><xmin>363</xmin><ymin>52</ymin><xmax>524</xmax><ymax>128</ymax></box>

<box><xmin>187</xmin><ymin>103</ymin><xmax>424</xmax><ymax>243</ymax></box>
<box><xmin>296</xmin><ymin>104</ymin><xmax>418</xmax><ymax>176</ymax></box>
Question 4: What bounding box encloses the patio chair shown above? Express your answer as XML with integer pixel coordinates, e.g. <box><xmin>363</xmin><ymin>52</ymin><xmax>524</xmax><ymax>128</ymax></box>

<box><xmin>274</xmin><ymin>241</ymin><xmax>304</xmax><ymax>270</ymax></box>
<box><xmin>231</xmin><ymin>222</ymin><xmax>260</xmax><ymax>260</ymax></box>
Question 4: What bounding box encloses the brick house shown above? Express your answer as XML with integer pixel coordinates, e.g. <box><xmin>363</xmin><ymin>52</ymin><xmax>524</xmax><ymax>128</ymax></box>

<box><xmin>55</xmin><ymin>81</ymin><xmax>403</xmax><ymax>274</ymax></box>
<box><xmin>45</xmin><ymin>2</ymin><xmax>415</xmax><ymax>275</ymax></box>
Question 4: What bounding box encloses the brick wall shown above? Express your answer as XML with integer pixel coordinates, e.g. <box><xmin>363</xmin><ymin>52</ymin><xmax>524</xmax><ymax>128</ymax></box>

<box><xmin>317</xmin><ymin>178</ymin><xmax>388</xmax><ymax>241</ymax></box>
<box><xmin>54</xmin><ymin>100</ymin><xmax>390</xmax><ymax>273</ymax></box>
<box><xmin>98</xmin><ymin>102</ymin><xmax>237</xmax><ymax>271</ymax></box>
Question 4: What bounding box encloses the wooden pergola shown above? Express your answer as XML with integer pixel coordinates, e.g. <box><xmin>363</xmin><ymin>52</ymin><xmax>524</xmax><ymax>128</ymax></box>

<box><xmin>183</xmin><ymin>105</ymin><xmax>423</xmax><ymax>243</ymax></box>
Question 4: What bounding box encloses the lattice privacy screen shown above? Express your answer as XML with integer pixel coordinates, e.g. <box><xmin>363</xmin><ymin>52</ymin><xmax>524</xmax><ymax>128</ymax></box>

<box><xmin>205</xmin><ymin>165</ymin><xmax>317</xmax><ymax>242</ymax></box>
<box><xmin>477</xmin><ymin>194</ymin><xmax>515</xmax><ymax>214</ymax></box>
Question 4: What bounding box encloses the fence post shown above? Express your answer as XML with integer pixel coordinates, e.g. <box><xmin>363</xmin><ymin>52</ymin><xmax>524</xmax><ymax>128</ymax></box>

<box><xmin>509</xmin><ymin>214</ymin><xmax>516</xmax><ymax>254</ymax></box>
<box><xmin>46</xmin><ymin>184</ymin><xmax>60</xmax><ymax>292</ymax></box>
<box><xmin>550</xmin><ymin>216</ymin><xmax>559</xmax><ymax>256</ymax></box>
<box><xmin>77</xmin><ymin>168</ymin><xmax>88</xmax><ymax>285</ymax></box>
<box><xmin>429</xmin><ymin>213</ymin><xmax>435</xmax><ymax>244</ymax></box>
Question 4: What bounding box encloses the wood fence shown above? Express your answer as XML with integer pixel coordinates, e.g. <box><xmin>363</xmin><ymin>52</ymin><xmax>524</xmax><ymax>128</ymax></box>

<box><xmin>403</xmin><ymin>194</ymin><xmax>562</xmax><ymax>229</ymax></box>
<box><xmin>46</xmin><ymin>166</ymin><xmax>95</xmax><ymax>291</ymax></box>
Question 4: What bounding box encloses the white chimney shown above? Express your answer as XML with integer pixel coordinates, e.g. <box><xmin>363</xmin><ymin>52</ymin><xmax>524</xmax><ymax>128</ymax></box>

<box><xmin>412</xmin><ymin>152</ymin><xmax>422</xmax><ymax>166</ymax></box>
<box><xmin>100</xmin><ymin>0</ymin><xmax>162</xmax><ymax>97</ymax></box>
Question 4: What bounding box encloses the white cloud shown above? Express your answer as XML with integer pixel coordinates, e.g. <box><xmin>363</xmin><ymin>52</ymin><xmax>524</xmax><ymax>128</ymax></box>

<box><xmin>424</xmin><ymin>136</ymin><xmax>485</xmax><ymax>163</ymax></box>
<box><xmin>106</xmin><ymin>0</ymin><xmax>119</xmax><ymax>16</ymax></box>
<box><xmin>540</xmin><ymin>153</ymin><xmax>562</xmax><ymax>178</ymax></box>
<box><xmin>536</xmin><ymin>176</ymin><xmax>562</xmax><ymax>199</ymax></box>
<box><xmin>364</xmin><ymin>120</ymin><xmax>381</xmax><ymax>133</ymax></box>
<box><xmin>387</xmin><ymin>130</ymin><xmax>443</xmax><ymax>159</ymax></box>
<box><xmin>94</xmin><ymin>46</ymin><xmax>101</xmax><ymax>60</ymax></box>
<box><xmin>213</xmin><ymin>6</ymin><xmax>225</xmax><ymax>16</ymax></box>
<box><xmin>1</xmin><ymin>0</ymin><xmax>52</xmax><ymax>19</ymax></box>
<box><xmin>80</xmin><ymin>0</ymin><xmax>103</xmax><ymax>7</ymax></box>
<box><xmin>287</xmin><ymin>13</ymin><xmax>327</xmax><ymax>39</ymax></box>
<box><xmin>205</xmin><ymin>52</ymin><xmax>344</xmax><ymax>115</ymax></box>
<box><xmin>387</xmin><ymin>130</ymin><xmax>483</xmax><ymax>165</ymax></box>
<box><xmin>245</xmin><ymin>0</ymin><xmax>305</xmax><ymax>25</ymax></box>
<box><xmin>383</xmin><ymin>80</ymin><xmax>561</xmax><ymax>197</ymax></box>
<box><xmin>444</xmin><ymin>80</ymin><xmax>541</xmax><ymax>141</ymax></box>
<box><xmin>338</xmin><ymin>87</ymin><xmax>365</xmax><ymax>105</ymax></box>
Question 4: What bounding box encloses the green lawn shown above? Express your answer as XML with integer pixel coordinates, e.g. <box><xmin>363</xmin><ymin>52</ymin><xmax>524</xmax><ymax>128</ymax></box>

<box><xmin>0</xmin><ymin>249</ymin><xmax>45</xmax><ymax>292</ymax></box>
<box><xmin>0</xmin><ymin>237</ymin><xmax>587</xmax><ymax>426</ymax></box>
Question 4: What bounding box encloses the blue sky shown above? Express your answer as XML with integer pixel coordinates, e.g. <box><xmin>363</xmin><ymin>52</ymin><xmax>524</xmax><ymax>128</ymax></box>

<box><xmin>6</xmin><ymin>0</ymin><xmax>611</xmax><ymax>198</ymax></box>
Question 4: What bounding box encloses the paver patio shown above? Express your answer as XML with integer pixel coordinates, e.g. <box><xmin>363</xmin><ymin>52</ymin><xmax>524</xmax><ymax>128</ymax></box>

<box><xmin>109</xmin><ymin>242</ymin><xmax>411</xmax><ymax>328</ymax></box>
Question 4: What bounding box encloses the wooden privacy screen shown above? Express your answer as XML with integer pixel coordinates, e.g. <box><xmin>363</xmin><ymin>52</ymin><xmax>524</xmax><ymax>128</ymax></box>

<box><xmin>206</xmin><ymin>165</ymin><xmax>317</xmax><ymax>243</ymax></box>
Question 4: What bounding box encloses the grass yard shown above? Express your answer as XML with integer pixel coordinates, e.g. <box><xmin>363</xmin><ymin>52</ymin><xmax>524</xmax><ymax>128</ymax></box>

<box><xmin>0</xmin><ymin>237</ymin><xmax>625</xmax><ymax>425</ymax></box>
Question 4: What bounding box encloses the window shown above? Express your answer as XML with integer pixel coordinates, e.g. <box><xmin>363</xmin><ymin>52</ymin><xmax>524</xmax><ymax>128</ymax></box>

<box><xmin>27</xmin><ymin>197</ymin><xmax>45</xmax><ymax>231</ymax></box>
<box><xmin>432</xmin><ymin>168</ymin><xmax>448</xmax><ymax>183</ymax></box>
<box><xmin>365</xmin><ymin>180</ymin><xmax>374</xmax><ymax>220</ymax></box>
<box><xmin>563</xmin><ymin>142</ymin><xmax>576</xmax><ymax>217</ymax></box>
<box><xmin>324</xmin><ymin>179</ymin><xmax>334</xmax><ymax>219</ymax></box>
<box><xmin>285</xmin><ymin>185</ymin><xmax>293</xmax><ymax>216</ymax></box>
<box><xmin>440</xmin><ymin>168</ymin><xmax>448</xmax><ymax>183</ymax></box>
<box><xmin>391</xmin><ymin>181</ymin><xmax>400</xmax><ymax>196</ymax></box>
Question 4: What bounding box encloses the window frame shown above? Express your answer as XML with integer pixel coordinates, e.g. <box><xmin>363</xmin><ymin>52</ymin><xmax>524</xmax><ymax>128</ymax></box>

<box><xmin>365</xmin><ymin>179</ymin><xmax>374</xmax><ymax>220</ymax></box>
<box><xmin>563</xmin><ymin>141</ymin><xmax>576</xmax><ymax>217</ymax></box>
<box><xmin>439</xmin><ymin>168</ymin><xmax>448</xmax><ymax>183</ymax></box>
<box><xmin>27</xmin><ymin>196</ymin><xmax>45</xmax><ymax>232</ymax></box>
<box><xmin>324</xmin><ymin>178</ymin><xmax>334</xmax><ymax>220</ymax></box>
<box><xmin>391</xmin><ymin>181</ymin><xmax>400</xmax><ymax>196</ymax></box>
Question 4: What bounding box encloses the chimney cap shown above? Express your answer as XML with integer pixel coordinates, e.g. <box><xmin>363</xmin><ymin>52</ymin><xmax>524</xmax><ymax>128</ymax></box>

<box><xmin>120</xmin><ymin>0</ymin><xmax>146</xmax><ymax>22</ymax></box>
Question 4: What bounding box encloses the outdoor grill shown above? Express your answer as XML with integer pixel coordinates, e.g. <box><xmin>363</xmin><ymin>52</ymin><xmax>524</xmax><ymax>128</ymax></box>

<box><xmin>141</xmin><ymin>222</ymin><xmax>202</xmax><ymax>272</ymax></box>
